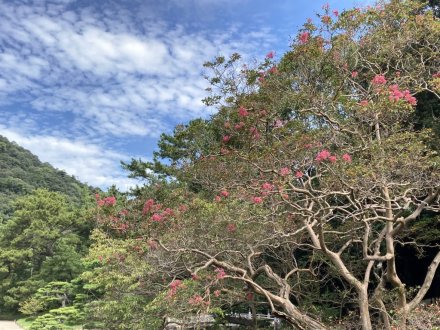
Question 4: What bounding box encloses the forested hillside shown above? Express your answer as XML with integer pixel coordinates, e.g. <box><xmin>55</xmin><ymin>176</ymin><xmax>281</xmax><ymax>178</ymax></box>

<box><xmin>0</xmin><ymin>135</ymin><xmax>94</xmax><ymax>220</ymax></box>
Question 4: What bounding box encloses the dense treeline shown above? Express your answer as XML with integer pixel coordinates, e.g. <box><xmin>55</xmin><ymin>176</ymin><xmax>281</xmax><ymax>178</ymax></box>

<box><xmin>0</xmin><ymin>135</ymin><xmax>93</xmax><ymax>220</ymax></box>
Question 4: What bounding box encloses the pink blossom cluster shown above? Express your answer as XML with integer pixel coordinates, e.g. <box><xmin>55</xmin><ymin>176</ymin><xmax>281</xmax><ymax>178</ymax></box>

<box><xmin>215</xmin><ymin>190</ymin><xmax>229</xmax><ymax>202</ymax></box>
<box><xmin>316</xmin><ymin>149</ymin><xmax>352</xmax><ymax>163</ymax></box>
<box><xmin>268</xmin><ymin>66</ymin><xmax>278</xmax><ymax>74</ymax></box>
<box><xmin>119</xmin><ymin>209</ymin><xmax>129</xmax><ymax>216</ymax></box>
<box><xmin>371</xmin><ymin>74</ymin><xmax>387</xmax><ymax>85</ymax></box>
<box><xmin>168</xmin><ymin>279</ymin><xmax>183</xmax><ymax>297</ymax></box>
<box><xmin>299</xmin><ymin>31</ymin><xmax>310</xmax><ymax>44</ymax></box>
<box><xmin>315</xmin><ymin>149</ymin><xmax>331</xmax><ymax>162</ymax></box>
<box><xmin>188</xmin><ymin>295</ymin><xmax>204</xmax><ymax>305</ymax></box>
<box><xmin>142</xmin><ymin>198</ymin><xmax>174</xmax><ymax>223</ymax></box>
<box><xmin>234</xmin><ymin>122</ymin><xmax>245</xmax><ymax>130</ymax></box>
<box><xmin>322</xmin><ymin>15</ymin><xmax>331</xmax><ymax>24</ymax></box>
<box><xmin>261</xmin><ymin>182</ymin><xmax>274</xmax><ymax>191</ymax></box>
<box><xmin>279</xmin><ymin>167</ymin><xmax>291</xmax><ymax>176</ymax></box>
<box><xmin>142</xmin><ymin>198</ymin><xmax>156</xmax><ymax>215</ymax></box>
<box><xmin>273</xmin><ymin>119</ymin><xmax>285</xmax><ymax>128</ymax></box>
<box><xmin>249</xmin><ymin>127</ymin><xmax>260</xmax><ymax>140</ymax></box>
<box><xmin>266</xmin><ymin>51</ymin><xmax>275</xmax><ymax>59</ymax></box>
<box><xmin>238</xmin><ymin>106</ymin><xmax>249</xmax><ymax>117</ymax></box>
<box><xmin>95</xmin><ymin>194</ymin><xmax>116</xmax><ymax>207</ymax></box>
<box><xmin>388</xmin><ymin>85</ymin><xmax>417</xmax><ymax>105</ymax></box>
<box><xmin>215</xmin><ymin>268</ymin><xmax>226</xmax><ymax>279</ymax></box>
<box><xmin>295</xmin><ymin>170</ymin><xmax>304</xmax><ymax>178</ymax></box>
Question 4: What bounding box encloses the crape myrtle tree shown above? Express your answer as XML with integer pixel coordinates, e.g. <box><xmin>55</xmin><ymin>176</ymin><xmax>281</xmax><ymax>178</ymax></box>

<box><xmin>95</xmin><ymin>1</ymin><xmax>440</xmax><ymax>329</ymax></box>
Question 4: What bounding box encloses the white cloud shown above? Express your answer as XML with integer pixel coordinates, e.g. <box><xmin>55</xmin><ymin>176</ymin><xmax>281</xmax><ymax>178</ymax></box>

<box><xmin>0</xmin><ymin>0</ymin><xmax>278</xmax><ymax>190</ymax></box>
<box><xmin>0</xmin><ymin>0</ymin><xmax>277</xmax><ymax>140</ymax></box>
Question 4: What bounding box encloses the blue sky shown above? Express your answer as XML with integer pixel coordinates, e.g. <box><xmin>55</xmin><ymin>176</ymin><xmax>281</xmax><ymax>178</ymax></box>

<box><xmin>0</xmin><ymin>0</ymin><xmax>371</xmax><ymax>190</ymax></box>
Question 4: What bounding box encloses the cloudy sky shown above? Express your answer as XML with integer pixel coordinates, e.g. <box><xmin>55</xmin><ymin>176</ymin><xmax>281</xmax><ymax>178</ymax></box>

<box><xmin>0</xmin><ymin>0</ymin><xmax>370</xmax><ymax>190</ymax></box>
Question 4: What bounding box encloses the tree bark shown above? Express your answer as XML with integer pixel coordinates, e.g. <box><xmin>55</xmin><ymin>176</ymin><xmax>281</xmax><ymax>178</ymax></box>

<box><xmin>358</xmin><ymin>286</ymin><xmax>372</xmax><ymax>330</ymax></box>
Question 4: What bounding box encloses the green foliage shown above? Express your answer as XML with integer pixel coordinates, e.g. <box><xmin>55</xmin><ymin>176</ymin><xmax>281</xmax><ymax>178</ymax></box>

<box><xmin>0</xmin><ymin>135</ymin><xmax>94</xmax><ymax>220</ymax></box>
<box><xmin>0</xmin><ymin>189</ymin><xmax>93</xmax><ymax>313</ymax></box>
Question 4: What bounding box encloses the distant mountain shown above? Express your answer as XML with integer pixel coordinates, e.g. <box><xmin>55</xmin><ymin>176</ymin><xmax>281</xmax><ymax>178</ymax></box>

<box><xmin>0</xmin><ymin>135</ymin><xmax>94</xmax><ymax>220</ymax></box>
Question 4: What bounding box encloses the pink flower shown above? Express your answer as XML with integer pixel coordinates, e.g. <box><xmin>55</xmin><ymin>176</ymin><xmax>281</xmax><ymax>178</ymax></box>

<box><xmin>279</xmin><ymin>167</ymin><xmax>291</xmax><ymax>176</ymax></box>
<box><xmin>268</xmin><ymin>66</ymin><xmax>278</xmax><ymax>74</ymax></box>
<box><xmin>299</xmin><ymin>31</ymin><xmax>310</xmax><ymax>44</ymax></box>
<box><xmin>226</xmin><ymin>223</ymin><xmax>237</xmax><ymax>233</ymax></box>
<box><xmin>351</xmin><ymin>71</ymin><xmax>358</xmax><ymax>78</ymax></box>
<box><xmin>359</xmin><ymin>100</ymin><xmax>369</xmax><ymax>107</ymax></box>
<box><xmin>151</xmin><ymin>213</ymin><xmax>163</xmax><ymax>222</ymax></box>
<box><xmin>220</xmin><ymin>190</ymin><xmax>229</xmax><ymax>197</ymax></box>
<box><xmin>250</xmin><ymin>127</ymin><xmax>260</xmax><ymax>140</ymax></box>
<box><xmin>273</xmin><ymin>119</ymin><xmax>284</xmax><ymax>128</ymax></box>
<box><xmin>389</xmin><ymin>84</ymin><xmax>404</xmax><ymax>101</ymax></box>
<box><xmin>222</xmin><ymin>135</ymin><xmax>231</xmax><ymax>143</ymax></box>
<box><xmin>104</xmin><ymin>196</ymin><xmax>116</xmax><ymax>206</ymax></box>
<box><xmin>433</xmin><ymin>71</ymin><xmax>440</xmax><ymax>78</ymax></box>
<box><xmin>316</xmin><ymin>149</ymin><xmax>331</xmax><ymax>162</ymax></box>
<box><xmin>234</xmin><ymin>122</ymin><xmax>245</xmax><ymax>130</ymax></box>
<box><xmin>169</xmin><ymin>280</ymin><xmax>182</xmax><ymax>290</ymax></box>
<box><xmin>238</xmin><ymin>106</ymin><xmax>249</xmax><ymax>117</ymax></box>
<box><xmin>322</xmin><ymin>15</ymin><xmax>331</xmax><ymax>24</ymax></box>
<box><xmin>266</xmin><ymin>51</ymin><xmax>275</xmax><ymax>59</ymax></box>
<box><xmin>252</xmin><ymin>196</ymin><xmax>263</xmax><ymax>204</ymax></box>
<box><xmin>295</xmin><ymin>171</ymin><xmax>304</xmax><ymax>178</ymax></box>
<box><xmin>342</xmin><ymin>153</ymin><xmax>352</xmax><ymax>163</ymax></box>
<box><xmin>403</xmin><ymin>90</ymin><xmax>417</xmax><ymax>105</ymax></box>
<box><xmin>214</xmin><ymin>196</ymin><xmax>222</xmax><ymax>202</ymax></box>
<box><xmin>371</xmin><ymin>74</ymin><xmax>387</xmax><ymax>85</ymax></box>
<box><xmin>215</xmin><ymin>268</ymin><xmax>226</xmax><ymax>279</ymax></box>
<box><xmin>214</xmin><ymin>290</ymin><xmax>221</xmax><ymax>297</ymax></box>
<box><xmin>329</xmin><ymin>155</ymin><xmax>337</xmax><ymax>163</ymax></box>
<box><xmin>261</xmin><ymin>182</ymin><xmax>274</xmax><ymax>191</ymax></box>
<box><xmin>143</xmin><ymin>199</ymin><xmax>155</xmax><ymax>215</ymax></box>
<box><xmin>333</xmin><ymin>9</ymin><xmax>339</xmax><ymax>17</ymax></box>
<box><xmin>119</xmin><ymin>209</ymin><xmax>129</xmax><ymax>216</ymax></box>
<box><xmin>163</xmin><ymin>208</ymin><xmax>174</xmax><ymax>216</ymax></box>
<box><xmin>189</xmin><ymin>295</ymin><xmax>204</xmax><ymax>305</ymax></box>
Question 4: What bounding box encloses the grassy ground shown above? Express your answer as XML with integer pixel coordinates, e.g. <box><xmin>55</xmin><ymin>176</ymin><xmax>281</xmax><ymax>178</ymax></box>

<box><xmin>16</xmin><ymin>318</ymin><xmax>33</xmax><ymax>329</ymax></box>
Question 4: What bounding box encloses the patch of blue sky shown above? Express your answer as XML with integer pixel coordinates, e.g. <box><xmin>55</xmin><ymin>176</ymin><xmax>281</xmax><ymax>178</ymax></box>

<box><xmin>0</xmin><ymin>0</ymin><xmax>375</xmax><ymax>190</ymax></box>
